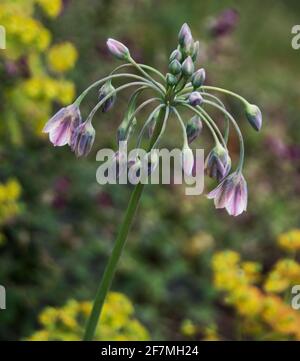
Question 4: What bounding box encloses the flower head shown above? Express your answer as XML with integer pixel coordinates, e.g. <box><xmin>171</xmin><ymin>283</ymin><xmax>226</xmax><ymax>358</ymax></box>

<box><xmin>178</xmin><ymin>23</ymin><xmax>193</xmax><ymax>49</ymax></box>
<box><xmin>207</xmin><ymin>172</ymin><xmax>247</xmax><ymax>216</ymax></box>
<box><xmin>70</xmin><ymin>121</ymin><xmax>95</xmax><ymax>157</ymax></box>
<box><xmin>106</xmin><ymin>38</ymin><xmax>130</xmax><ymax>60</ymax></box>
<box><xmin>43</xmin><ymin>104</ymin><xmax>81</xmax><ymax>147</ymax></box>
<box><xmin>205</xmin><ymin>144</ymin><xmax>231</xmax><ymax>181</ymax></box>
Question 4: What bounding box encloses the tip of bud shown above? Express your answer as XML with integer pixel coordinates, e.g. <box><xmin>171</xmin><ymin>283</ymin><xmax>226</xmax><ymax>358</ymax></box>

<box><xmin>191</xmin><ymin>68</ymin><xmax>206</xmax><ymax>88</ymax></box>
<box><xmin>245</xmin><ymin>103</ymin><xmax>262</xmax><ymax>131</ymax></box>
<box><xmin>106</xmin><ymin>38</ymin><xmax>130</xmax><ymax>60</ymax></box>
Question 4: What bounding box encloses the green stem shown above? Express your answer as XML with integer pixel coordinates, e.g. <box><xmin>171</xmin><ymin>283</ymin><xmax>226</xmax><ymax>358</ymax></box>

<box><xmin>75</xmin><ymin>73</ymin><xmax>163</xmax><ymax>105</ymax></box>
<box><xmin>83</xmin><ymin>107</ymin><xmax>167</xmax><ymax>341</ymax></box>
<box><xmin>111</xmin><ymin>63</ymin><xmax>165</xmax><ymax>81</ymax></box>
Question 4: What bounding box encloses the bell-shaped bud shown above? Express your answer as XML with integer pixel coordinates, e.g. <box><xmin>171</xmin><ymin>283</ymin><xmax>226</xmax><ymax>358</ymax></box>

<box><xmin>169</xmin><ymin>49</ymin><xmax>182</xmax><ymax>63</ymax></box>
<box><xmin>181</xmin><ymin>56</ymin><xmax>194</xmax><ymax>77</ymax></box>
<box><xmin>191</xmin><ymin>68</ymin><xmax>206</xmax><ymax>88</ymax></box>
<box><xmin>169</xmin><ymin>59</ymin><xmax>181</xmax><ymax>75</ymax></box>
<box><xmin>182</xmin><ymin>146</ymin><xmax>194</xmax><ymax>176</ymax></box>
<box><xmin>205</xmin><ymin>143</ymin><xmax>231</xmax><ymax>182</ymax></box>
<box><xmin>188</xmin><ymin>91</ymin><xmax>203</xmax><ymax>106</ymax></box>
<box><xmin>70</xmin><ymin>121</ymin><xmax>95</xmax><ymax>157</ymax></box>
<box><xmin>245</xmin><ymin>103</ymin><xmax>262</xmax><ymax>131</ymax></box>
<box><xmin>186</xmin><ymin>115</ymin><xmax>203</xmax><ymax>144</ymax></box>
<box><xmin>166</xmin><ymin>73</ymin><xmax>178</xmax><ymax>86</ymax></box>
<box><xmin>191</xmin><ymin>41</ymin><xmax>200</xmax><ymax>62</ymax></box>
<box><xmin>106</xmin><ymin>38</ymin><xmax>130</xmax><ymax>60</ymax></box>
<box><xmin>143</xmin><ymin>151</ymin><xmax>159</xmax><ymax>175</ymax></box>
<box><xmin>128</xmin><ymin>158</ymin><xmax>142</xmax><ymax>184</ymax></box>
<box><xmin>98</xmin><ymin>81</ymin><xmax>116</xmax><ymax>113</ymax></box>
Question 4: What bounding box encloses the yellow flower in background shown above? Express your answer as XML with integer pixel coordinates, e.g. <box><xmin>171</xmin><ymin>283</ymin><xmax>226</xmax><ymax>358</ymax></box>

<box><xmin>0</xmin><ymin>179</ymin><xmax>22</xmax><ymax>225</ymax></box>
<box><xmin>27</xmin><ymin>292</ymin><xmax>150</xmax><ymax>341</ymax></box>
<box><xmin>180</xmin><ymin>319</ymin><xmax>197</xmax><ymax>337</ymax></box>
<box><xmin>212</xmin><ymin>246</ymin><xmax>300</xmax><ymax>340</ymax></box>
<box><xmin>278</xmin><ymin>229</ymin><xmax>300</xmax><ymax>252</ymax></box>
<box><xmin>47</xmin><ymin>42</ymin><xmax>78</xmax><ymax>73</ymax></box>
<box><xmin>36</xmin><ymin>0</ymin><xmax>62</xmax><ymax>18</ymax></box>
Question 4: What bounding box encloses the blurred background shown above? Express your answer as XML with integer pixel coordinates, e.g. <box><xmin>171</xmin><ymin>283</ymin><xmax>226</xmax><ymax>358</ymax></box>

<box><xmin>1</xmin><ymin>0</ymin><xmax>300</xmax><ymax>341</ymax></box>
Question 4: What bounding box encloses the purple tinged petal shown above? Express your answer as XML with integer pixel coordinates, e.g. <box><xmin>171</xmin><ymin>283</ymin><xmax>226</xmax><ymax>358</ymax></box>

<box><xmin>43</xmin><ymin>108</ymin><xmax>66</xmax><ymax>133</ymax></box>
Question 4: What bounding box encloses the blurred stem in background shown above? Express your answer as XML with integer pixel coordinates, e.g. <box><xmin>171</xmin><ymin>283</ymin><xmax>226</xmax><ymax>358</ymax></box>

<box><xmin>83</xmin><ymin>107</ymin><xmax>167</xmax><ymax>341</ymax></box>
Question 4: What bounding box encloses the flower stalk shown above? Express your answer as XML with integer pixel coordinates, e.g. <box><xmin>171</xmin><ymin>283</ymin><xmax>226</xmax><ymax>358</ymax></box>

<box><xmin>42</xmin><ymin>23</ymin><xmax>262</xmax><ymax>341</ymax></box>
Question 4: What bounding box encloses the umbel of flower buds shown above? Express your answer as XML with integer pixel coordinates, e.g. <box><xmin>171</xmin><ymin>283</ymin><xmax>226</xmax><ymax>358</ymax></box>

<box><xmin>245</xmin><ymin>103</ymin><xmax>262</xmax><ymax>131</ymax></box>
<box><xmin>191</xmin><ymin>68</ymin><xmax>206</xmax><ymax>88</ymax></box>
<box><xmin>186</xmin><ymin>115</ymin><xmax>203</xmax><ymax>144</ymax></box>
<box><xmin>182</xmin><ymin>56</ymin><xmax>194</xmax><ymax>77</ymax></box>
<box><xmin>106</xmin><ymin>38</ymin><xmax>130</xmax><ymax>60</ymax></box>
<box><xmin>188</xmin><ymin>91</ymin><xmax>203</xmax><ymax>106</ymax></box>
<box><xmin>98</xmin><ymin>81</ymin><xmax>116</xmax><ymax>113</ymax></box>
<box><xmin>169</xmin><ymin>59</ymin><xmax>181</xmax><ymax>75</ymax></box>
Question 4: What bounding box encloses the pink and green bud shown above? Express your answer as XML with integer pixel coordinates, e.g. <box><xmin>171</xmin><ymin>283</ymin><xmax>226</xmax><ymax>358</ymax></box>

<box><xmin>169</xmin><ymin>59</ymin><xmax>181</xmax><ymax>75</ymax></box>
<box><xmin>245</xmin><ymin>103</ymin><xmax>262</xmax><ymax>131</ymax></box>
<box><xmin>106</xmin><ymin>38</ymin><xmax>130</xmax><ymax>60</ymax></box>
<box><xmin>182</xmin><ymin>56</ymin><xmax>194</xmax><ymax>77</ymax></box>
<box><xmin>178</xmin><ymin>23</ymin><xmax>193</xmax><ymax>54</ymax></box>
<box><xmin>191</xmin><ymin>41</ymin><xmax>200</xmax><ymax>62</ymax></box>
<box><xmin>98</xmin><ymin>81</ymin><xmax>116</xmax><ymax>113</ymax></box>
<box><xmin>186</xmin><ymin>115</ymin><xmax>203</xmax><ymax>144</ymax></box>
<box><xmin>43</xmin><ymin>104</ymin><xmax>81</xmax><ymax>147</ymax></box>
<box><xmin>188</xmin><ymin>91</ymin><xmax>203</xmax><ymax>106</ymax></box>
<box><xmin>191</xmin><ymin>68</ymin><xmax>206</xmax><ymax>88</ymax></box>
<box><xmin>70</xmin><ymin>121</ymin><xmax>95</xmax><ymax>157</ymax></box>
<box><xmin>143</xmin><ymin>151</ymin><xmax>159</xmax><ymax>175</ymax></box>
<box><xmin>169</xmin><ymin>49</ymin><xmax>182</xmax><ymax>63</ymax></box>
<box><xmin>205</xmin><ymin>144</ymin><xmax>231</xmax><ymax>181</ymax></box>
<box><xmin>182</xmin><ymin>146</ymin><xmax>194</xmax><ymax>176</ymax></box>
<box><xmin>207</xmin><ymin>172</ymin><xmax>247</xmax><ymax>216</ymax></box>
<box><xmin>166</xmin><ymin>73</ymin><xmax>178</xmax><ymax>86</ymax></box>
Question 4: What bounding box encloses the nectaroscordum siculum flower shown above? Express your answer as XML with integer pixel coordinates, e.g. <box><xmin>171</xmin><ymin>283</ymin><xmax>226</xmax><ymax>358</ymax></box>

<box><xmin>43</xmin><ymin>23</ymin><xmax>262</xmax><ymax>340</ymax></box>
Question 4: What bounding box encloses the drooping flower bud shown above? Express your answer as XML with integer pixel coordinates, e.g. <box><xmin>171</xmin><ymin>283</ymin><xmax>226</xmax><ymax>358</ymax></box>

<box><xmin>205</xmin><ymin>144</ymin><xmax>231</xmax><ymax>181</ymax></box>
<box><xmin>182</xmin><ymin>146</ymin><xmax>194</xmax><ymax>176</ymax></box>
<box><xmin>143</xmin><ymin>151</ymin><xmax>159</xmax><ymax>175</ymax></box>
<box><xmin>169</xmin><ymin>59</ymin><xmax>181</xmax><ymax>75</ymax></box>
<box><xmin>128</xmin><ymin>158</ymin><xmax>142</xmax><ymax>184</ymax></box>
<box><xmin>106</xmin><ymin>38</ymin><xmax>130</xmax><ymax>60</ymax></box>
<box><xmin>186</xmin><ymin>115</ymin><xmax>203</xmax><ymax>144</ymax></box>
<box><xmin>43</xmin><ymin>104</ymin><xmax>82</xmax><ymax>147</ymax></box>
<box><xmin>188</xmin><ymin>91</ymin><xmax>203</xmax><ymax>106</ymax></box>
<box><xmin>98</xmin><ymin>81</ymin><xmax>116</xmax><ymax>113</ymax></box>
<box><xmin>245</xmin><ymin>103</ymin><xmax>262</xmax><ymax>131</ymax></box>
<box><xmin>181</xmin><ymin>56</ymin><xmax>194</xmax><ymax>77</ymax></box>
<box><xmin>169</xmin><ymin>49</ymin><xmax>182</xmax><ymax>63</ymax></box>
<box><xmin>191</xmin><ymin>41</ymin><xmax>200</xmax><ymax>62</ymax></box>
<box><xmin>166</xmin><ymin>73</ymin><xmax>178</xmax><ymax>86</ymax></box>
<box><xmin>191</xmin><ymin>68</ymin><xmax>206</xmax><ymax>88</ymax></box>
<box><xmin>70</xmin><ymin>121</ymin><xmax>95</xmax><ymax>157</ymax></box>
